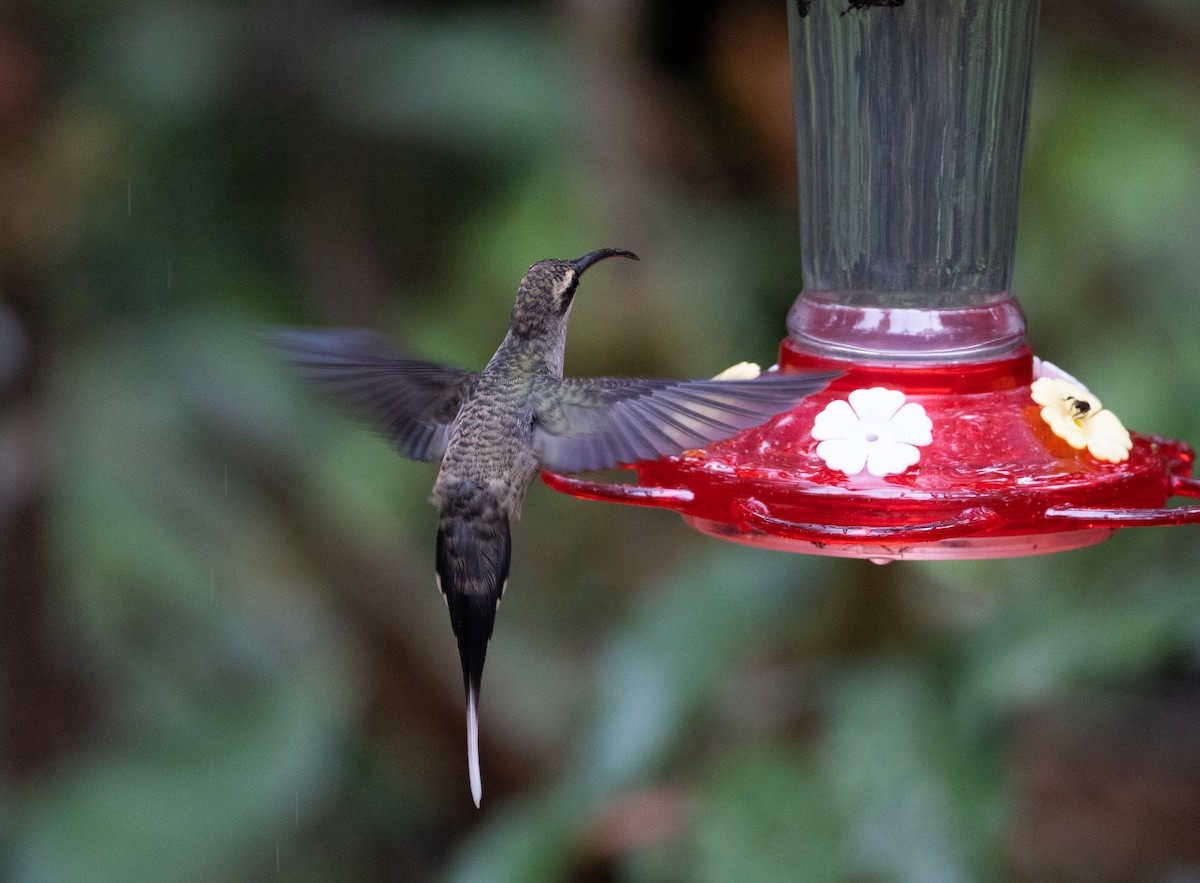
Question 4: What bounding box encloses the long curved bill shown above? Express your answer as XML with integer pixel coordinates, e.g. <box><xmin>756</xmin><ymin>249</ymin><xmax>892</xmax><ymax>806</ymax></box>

<box><xmin>569</xmin><ymin>248</ymin><xmax>639</xmax><ymax>275</ymax></box>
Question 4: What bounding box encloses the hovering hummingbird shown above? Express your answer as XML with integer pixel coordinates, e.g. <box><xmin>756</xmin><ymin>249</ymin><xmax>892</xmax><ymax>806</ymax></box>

<box><xmin>269</xmin><ymin>249</ymin><xmax>837</xmax><ymax>807</ymax></box>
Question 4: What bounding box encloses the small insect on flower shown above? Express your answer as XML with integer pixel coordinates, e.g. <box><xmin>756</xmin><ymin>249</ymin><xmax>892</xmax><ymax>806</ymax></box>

<box><xmin>1031</xmin><ymin>378</ymin><xmax>1132</xmax><ymax>464</ymax></box>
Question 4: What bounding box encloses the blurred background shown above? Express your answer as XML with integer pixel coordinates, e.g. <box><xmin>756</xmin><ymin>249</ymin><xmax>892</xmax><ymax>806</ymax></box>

<box><xmin>3</xmin><ymin>0</ymin><xmax>1200</xmax><ymax>880</ymax></box>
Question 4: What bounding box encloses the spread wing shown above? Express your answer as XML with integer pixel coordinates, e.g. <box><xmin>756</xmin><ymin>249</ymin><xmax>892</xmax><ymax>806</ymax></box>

<box><xmin>531</xmin><ymin>370</ymin><xmax>839</xmax><ymax>473</ymax></box>
<box><xmin>266</xmin><ymin>327</ymin><xmax>475</xmax><ymax>462</ymax></box>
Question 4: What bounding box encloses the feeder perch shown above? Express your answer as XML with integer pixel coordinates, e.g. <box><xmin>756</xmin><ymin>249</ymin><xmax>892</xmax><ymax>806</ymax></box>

<box><xmin>543</xmin><ymin>0</ymin><xmax>1200</xmax><ymax>560</ymax></box>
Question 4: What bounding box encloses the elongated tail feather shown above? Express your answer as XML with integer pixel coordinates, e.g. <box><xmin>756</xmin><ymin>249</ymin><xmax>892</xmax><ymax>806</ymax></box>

<box><xmin>435</xmin><ymin>496</ymin><xmax>510</xmax><ymax>808</ymax></box>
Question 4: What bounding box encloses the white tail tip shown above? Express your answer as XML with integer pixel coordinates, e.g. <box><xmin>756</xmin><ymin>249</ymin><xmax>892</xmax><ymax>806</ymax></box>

<box><xmin>467</xmin><ymin>689</ymin><xmax>482</xmax><ymax>808</ymax></box>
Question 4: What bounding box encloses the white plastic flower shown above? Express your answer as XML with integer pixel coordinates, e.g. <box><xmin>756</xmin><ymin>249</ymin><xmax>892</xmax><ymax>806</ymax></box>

<box><xmin>811</xmin><ymin>387</ymin><xmax>933</xmax><ymax>477</ymax></box>
<box><xmin>1032</xmin><ymin>356</ymin><xmax>1088</xmax><ymax>391</ymax></box>
<box><xmin>1030</xmin><ymin>377</ymin><xmax>1132</xmax><ymax>463</ymax></box>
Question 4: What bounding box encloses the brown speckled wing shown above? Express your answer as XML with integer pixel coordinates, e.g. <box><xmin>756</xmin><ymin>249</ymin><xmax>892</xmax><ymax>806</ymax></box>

<box><xmin>267</xmin><ymin>328</ymin><xmax>475</xmax><ymax>462</ymax></box>
<box><xmin>531</xmin><ymin>371</ymin><xmax>839</xmax><ymax>473</ymax></box>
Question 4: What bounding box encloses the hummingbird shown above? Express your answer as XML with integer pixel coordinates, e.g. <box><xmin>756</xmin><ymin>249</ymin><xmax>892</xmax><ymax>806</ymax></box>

<box><xmin>269</xmin><ymin>248</ymin><xmax>837</xmax><ymax>807</ymax></box>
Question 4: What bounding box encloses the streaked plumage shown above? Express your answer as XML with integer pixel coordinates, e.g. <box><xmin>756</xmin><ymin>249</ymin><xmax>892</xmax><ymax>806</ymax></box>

<box><xmin>269</xmin><ymin>249</ymin><xmax>837</xmax><ymax>807</ymax></box>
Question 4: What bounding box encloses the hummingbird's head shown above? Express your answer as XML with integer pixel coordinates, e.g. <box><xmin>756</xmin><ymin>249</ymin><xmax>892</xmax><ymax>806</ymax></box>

<box><xmin>510</xmin><ymin>248</ymin><xmax>638</xmax><ymax>337</ymax></box>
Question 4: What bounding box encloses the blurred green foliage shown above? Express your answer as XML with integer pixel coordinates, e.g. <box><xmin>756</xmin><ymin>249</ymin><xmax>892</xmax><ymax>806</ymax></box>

<box><xmin>2</xmin><ymin>1</ymin><xmax>1200</xmax><ymax>881</ymax></box>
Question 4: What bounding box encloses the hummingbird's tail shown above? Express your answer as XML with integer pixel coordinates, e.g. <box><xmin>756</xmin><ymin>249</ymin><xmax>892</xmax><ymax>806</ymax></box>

<box><xmin>435</xmin><ymin>489</ymin><xmax>511</xmax><ymax>808</ymax></box>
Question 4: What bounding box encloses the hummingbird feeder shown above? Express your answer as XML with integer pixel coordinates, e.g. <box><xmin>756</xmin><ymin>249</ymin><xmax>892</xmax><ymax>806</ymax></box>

<box><xmin>543</xmin><ymin>0</ymin><xmax>1200</xmax><ymax>561</ymax></box>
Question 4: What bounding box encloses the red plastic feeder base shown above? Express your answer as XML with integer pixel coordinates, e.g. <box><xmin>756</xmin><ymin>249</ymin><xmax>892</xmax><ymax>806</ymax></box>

<box><xmin>543</xmin><ymin>342</ymin><xmax>1200</xmax><ymax>562</ymax></box>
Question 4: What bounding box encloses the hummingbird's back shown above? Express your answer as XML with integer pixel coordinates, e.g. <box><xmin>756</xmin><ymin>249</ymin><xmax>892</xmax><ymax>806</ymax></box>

<box><xmin>433</xmin><ymin>365</ymin><xmax>540</xmax><ymax>518</ymax></box>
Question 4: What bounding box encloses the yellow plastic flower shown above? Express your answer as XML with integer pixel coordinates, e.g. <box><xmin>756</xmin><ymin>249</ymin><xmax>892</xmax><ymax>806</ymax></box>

<box><xmin>1030</xmin><ymin>377</ymin><xmax>1132</xmax><ymax>463</ymax></box>
<box><xmin>712</xmin><ymin>361</ymin><xmax>761</xmax><ymax>381</ymax></box>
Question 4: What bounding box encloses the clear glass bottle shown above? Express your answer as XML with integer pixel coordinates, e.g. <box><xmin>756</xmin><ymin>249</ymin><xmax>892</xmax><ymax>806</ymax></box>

<box><xmin>786</xmin><ymin>0</ymin><xmax>1041</xmax><ymax>361</ymax></box>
